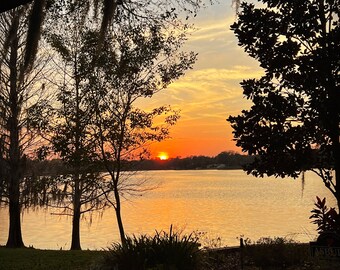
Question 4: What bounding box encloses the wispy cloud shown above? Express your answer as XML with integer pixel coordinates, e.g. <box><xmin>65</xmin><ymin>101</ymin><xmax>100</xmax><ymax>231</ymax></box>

<box><xmin>189</xmin><ymin>20</ymin><xmax>234</xmax><ymax>42</ymax></box>
<box><xmin>140</xmin><ymin>1</ymin><xmax>264</xmax><ymax>157</ymax></box>
<box><xmin>140</xmin><ymin>67</ymin><xmax>262</xmax><ymax>113</ymax></box>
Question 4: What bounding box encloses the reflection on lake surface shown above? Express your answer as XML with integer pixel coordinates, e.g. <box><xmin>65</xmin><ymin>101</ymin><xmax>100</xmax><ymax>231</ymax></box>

<box><xmin>0</xmin><ymin>170</ymin><xmax>335</xmax><ymax>250</ymax></box>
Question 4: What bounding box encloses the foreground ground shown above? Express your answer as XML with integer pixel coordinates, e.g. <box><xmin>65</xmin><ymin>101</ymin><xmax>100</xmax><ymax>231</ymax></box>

<box><xmin>0</xmin><ymin>248</ymin><xmax>103</xmax><ymax>270</ymax></box>
<box><xmin>1</xmin><ymin>244</ymin><xmax>340</xmax><ymax>270</ymax></box>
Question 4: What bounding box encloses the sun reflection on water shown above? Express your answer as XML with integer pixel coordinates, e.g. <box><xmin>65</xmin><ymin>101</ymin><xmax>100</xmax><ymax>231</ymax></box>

<box><xmin>0</xmin><ymin>170</ymin><xmax>335</xmax><ymax>249</ymax></box>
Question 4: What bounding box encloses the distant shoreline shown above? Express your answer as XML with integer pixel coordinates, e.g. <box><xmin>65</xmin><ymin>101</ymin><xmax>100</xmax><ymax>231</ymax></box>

<box><xmin>26</xmin><ymin>151</ymin><xmax>253</xmax><ymax>176</ymax></box>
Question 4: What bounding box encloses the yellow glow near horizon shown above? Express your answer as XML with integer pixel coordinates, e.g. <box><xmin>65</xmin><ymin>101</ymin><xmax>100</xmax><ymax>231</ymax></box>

<box><xmin>136</xmin><ymin>1</ymin><xmax>263</xmax><ymax>158</ymax></box>
<box><xmin>157</xmin><ymin>152</ymin><xmax>169</xmax><ymax>160</ymax></box>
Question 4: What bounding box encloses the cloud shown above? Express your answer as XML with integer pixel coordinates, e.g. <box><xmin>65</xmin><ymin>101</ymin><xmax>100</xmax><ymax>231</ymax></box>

<box><xmin>140</xmin><ymin>66</ymin><xmax>262</xmax><ymax>113</ymax></box>
<box><xmin>180</xmin><ymin>66</ymin><xmax>263</xmax><ymax>82</ymax></box>
<box><xmin>138</xmin><ymin>1</ymin><xmax>265</xmax><ymax>157</ymax></box>
<box><xmin>137</xmin><ymin>66</ymin><xmax>258</xmax><ymax>156</ymax></box>
<box><xmin>188</xmin><ymin>20</ymin><xmax>234</xmax><ymax>42</ymax></box>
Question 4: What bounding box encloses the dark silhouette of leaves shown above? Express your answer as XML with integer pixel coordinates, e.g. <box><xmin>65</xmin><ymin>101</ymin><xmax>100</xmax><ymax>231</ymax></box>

<box><xmin>228</xmin><ymin>0</ymin><xmax>340</xmax><ymax>209</ymax></box>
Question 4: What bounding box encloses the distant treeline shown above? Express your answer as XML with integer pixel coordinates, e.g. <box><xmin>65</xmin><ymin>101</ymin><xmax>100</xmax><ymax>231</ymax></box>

<box><xmin>130</xmin><ymin>151</ymin><xmax>254</xmax><ymax>171</ymax></box>
<box><xmin>26</xmin><ymin>151</ymin><xmax>254</xmax><ymax>176</ymax></box>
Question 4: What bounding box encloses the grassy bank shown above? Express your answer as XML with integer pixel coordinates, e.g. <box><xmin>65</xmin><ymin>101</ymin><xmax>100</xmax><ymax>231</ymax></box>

<box><xmin>204</xmin><ymin>243</ymin><xmax>340</xmax><ymax>270</ymax></box>
<box><xmin>2</xmin><ymin>243</ymin><xmax>340</xmax><ymax>270</ymax></box>
<box><xmin>0</xmin><ymin>248</ymin><xmax>104</xmax><ymax>270</ymax></box>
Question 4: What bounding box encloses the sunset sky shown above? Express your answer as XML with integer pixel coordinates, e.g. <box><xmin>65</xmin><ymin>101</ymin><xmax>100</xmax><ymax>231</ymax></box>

<box><xmin>141</xmin><ymin>0</ymin><xmax>263</xmax><ymax>159</ymax></box>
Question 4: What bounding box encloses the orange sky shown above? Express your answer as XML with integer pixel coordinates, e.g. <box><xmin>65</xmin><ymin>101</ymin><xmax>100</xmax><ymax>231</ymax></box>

<box><xmin>139</xmin><ymin>0</ymin><xmax>263</xmax><ymax>159</ymax></box>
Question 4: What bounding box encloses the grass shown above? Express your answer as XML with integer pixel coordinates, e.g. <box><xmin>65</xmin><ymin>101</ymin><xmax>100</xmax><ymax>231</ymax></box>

<box><xmin>2</xmin><ymin>241</ymin><xmax>340</xmax><ymax>270</ymax></box>
<box><xmin>0</xmin><ymin>247</ymin><xmax>104</xmax><ymax>270</ymax></box>
<box><xmin>203</xmin><ymin>242</ymin><xmax>340</xmax><ymax>270</ymax></box>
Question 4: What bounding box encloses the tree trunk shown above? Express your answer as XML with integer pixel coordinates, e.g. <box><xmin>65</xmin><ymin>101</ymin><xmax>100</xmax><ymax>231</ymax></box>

<box><xmin>70</xmin><ymin>175</ymin><xmax>81</xmax><ymax>250</ymax></box>
<box><xmin>114</xmin><ymin>185</ymin><xmax>126</xmax><ymax>246</ymax></box>
<box><xmin>336</xmin><ymin>170</ymin><xmax>340</xmax><ymax>212</ymax></box>
<box><xmin>332</xmin><ymin>97</ymin><xmax>340</xmax><ymax>212</ymax></box>
<box><xmin>6</xmin><ymin>13</ymin><xmax>25</xmax><ymax>248</ymax></box>
<box><xmin>318</xmin><ymin>0</ymin><xmax>340</xmax><ymax>213</ymax></box>
<box><xmin>6</xmin><ymin>193</ymin><xmax>24</xmax><ymax>248</ymax></box>
<box><xmin>327</xmin><ymin>74</ymin><xmax>340</xmax><ymax>213</ymax></box>
<box><xmin>70</xmin><ymin>206</ymin><xmax>81</xmax><ymax>250</ymax></box>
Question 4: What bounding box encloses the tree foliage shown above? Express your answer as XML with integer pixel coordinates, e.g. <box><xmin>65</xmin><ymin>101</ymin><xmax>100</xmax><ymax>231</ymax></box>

<box><xmin>0</xmin><ymin>5</ymin><xmax>50</xmax><ymax>247</ymax></box>
<box><xmin>310</xmin><ymin>196</ymin><xmax>340</xmax><ymax>233</ymax></box>
<box><xmin>0</xmin><ymin>0</ymin><xmax>212</xmax><ymax>72</ymax></box>
<box><xmin>228</xmin><ymin>1</ymin><xmax>340</xmax><ymax>207</ymax></box>
<box><xmin>42</xmin><ymin>1</ymin><xmax>108</xmax><ymax>250</ymax></box>
<box><xmin>85</xmin><ymin>12</ymin><xmax>196</xmax><ymax>244</ymax></box>
<box><xmin>0</xmin><ymin>0</ymin><xmax>33</xmax><ymax>13</ymax></box>
<box><xmin>0</xmin><ymin>0</ymin><xmax>204</xmax><ymax>249</ymax></box>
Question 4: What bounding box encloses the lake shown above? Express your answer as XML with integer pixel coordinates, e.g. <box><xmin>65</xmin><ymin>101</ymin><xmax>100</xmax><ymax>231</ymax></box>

<box><xmin>0</xmin><ymin>170</ymin><xmax>335</xmax><ymax>250</ymax></box>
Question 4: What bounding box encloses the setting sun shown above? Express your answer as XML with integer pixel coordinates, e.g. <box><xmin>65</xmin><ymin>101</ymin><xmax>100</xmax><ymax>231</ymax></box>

<box><xmin>157</xmin><ymin>152</ymin><xmax>169</xmax><ymax>160</ymax></box>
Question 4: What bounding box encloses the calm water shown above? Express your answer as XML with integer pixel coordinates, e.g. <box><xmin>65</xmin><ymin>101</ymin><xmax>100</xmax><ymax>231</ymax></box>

<box><xmin>0</xmin><ymin>170</ymin><xmax>335</xmax><ymax>250</ymax></box>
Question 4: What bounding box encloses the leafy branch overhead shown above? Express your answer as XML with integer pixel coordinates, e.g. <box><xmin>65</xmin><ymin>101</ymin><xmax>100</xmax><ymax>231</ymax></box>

<box><xmin>0</xmin><ymin>0</ymin><xmax>210</xmax><ymax>75</ymax></box>
<box><xmin>228</xmin><ymin>1</ymin><xmax>340</xmax><ymax>209</ymax></box>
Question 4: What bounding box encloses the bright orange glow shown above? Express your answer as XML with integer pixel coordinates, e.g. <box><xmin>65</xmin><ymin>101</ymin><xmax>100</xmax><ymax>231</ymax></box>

<box><xmin>133</xmin><ymin>1</ymin><xmax>259</xmax><ymax>159</ymax></box>
<box><xmin>157</xmin><ymin>152</ymin><xmax>169</xmax><ymax>160</ymax></box>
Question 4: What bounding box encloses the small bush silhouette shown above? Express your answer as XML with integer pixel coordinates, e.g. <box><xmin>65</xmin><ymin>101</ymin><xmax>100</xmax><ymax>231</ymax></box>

<box><xmin>98</xmin><ymin>225</ymin><xmax>200</xmax><ymax>270</ymax></box>
<box><xmin>310</xmin><ymin>196</ymin><xmax>340</xmax><ymax>234</ymax></box>
<box><xmin>244</xmin><ymin>237</ymin><xmax>308</xmax><ymax>269</ymax></box>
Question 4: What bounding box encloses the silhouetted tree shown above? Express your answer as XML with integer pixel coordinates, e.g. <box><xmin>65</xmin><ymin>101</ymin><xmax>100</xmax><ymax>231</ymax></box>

<box><xmin>0</xmin><ymin>0</ymin><xmax>211</xmax><ymax>73</ymax></box>
<box><xmin>228</xmin><ymin>1</ymin><xmax>340</xmax><ymax>209</ymax></box>
<box><xmin>0</xmin><ymin>6</ymin><xmax>50</xmax><ymax>248</ymax></box>
<box><xmin>215</xmin><ymin>151</ymin><xmax>251</xmax><ymax>168</ymax></box>
<box><xmin>88</xmin><ymin>13</ymin><xmax>196</xmax><ymax>244</ymax></box>
<box><xmin>42</xmin><ymin>1</ymin><xmax>107</xmax><ymax>250</ymax></box>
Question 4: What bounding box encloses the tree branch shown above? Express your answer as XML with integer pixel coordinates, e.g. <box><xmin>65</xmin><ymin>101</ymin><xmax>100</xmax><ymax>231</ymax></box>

<box><xmin>0</xmin><ymin>0</ymin><xmax>33</xmax><ymax>13</ymax></box>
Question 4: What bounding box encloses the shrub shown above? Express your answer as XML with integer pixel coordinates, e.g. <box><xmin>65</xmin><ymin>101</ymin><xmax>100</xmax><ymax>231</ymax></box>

<box><xmin>310</xmin><ymin>196</ymin><xmax>340</xmax><ymax>234</ymax></box>
<box><xmin>243</xmin><ymin>237</ymin><xmax>308</xmax><ymax>269</ymax></box>
<box><xmin>97</xmin><ymin>226</ymin><xmax>201</xmax><ymax>270</ymax></box>
<box><xmin>191</xmin><ymin>231</ymin><xmax>223</xmax><ymax>250</ymax></box>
